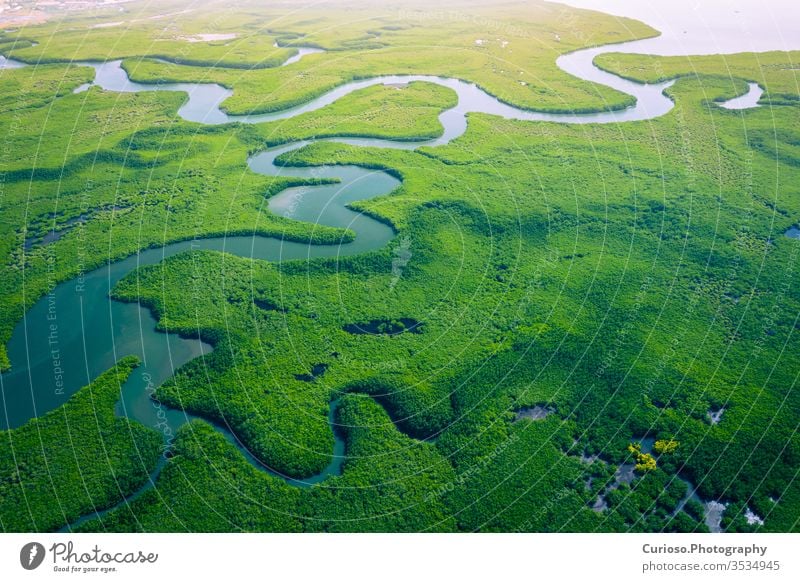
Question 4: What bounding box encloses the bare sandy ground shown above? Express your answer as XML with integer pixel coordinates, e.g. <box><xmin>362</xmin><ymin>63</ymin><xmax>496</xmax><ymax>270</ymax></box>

<box><xmin>178</xmin><ymin>33</ymin><xmax>238</xmax><ymax>43</ymax></box>
<box><xmin>1</xmin><ymin>0</ymin><xmax>154</xmax><ymax>30</ymax></box>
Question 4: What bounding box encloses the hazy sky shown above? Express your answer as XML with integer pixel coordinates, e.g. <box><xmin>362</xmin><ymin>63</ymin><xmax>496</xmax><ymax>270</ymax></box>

<box><xmin>558</xmin><ymin>0</ymin><xmax>800</xmax><ymax>54</ymax></box>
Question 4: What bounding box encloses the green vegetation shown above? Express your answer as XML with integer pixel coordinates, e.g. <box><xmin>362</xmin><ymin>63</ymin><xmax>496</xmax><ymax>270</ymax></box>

<box><xmin>77</xmin><ymin>396</ymin><xmax>456</xmax><ymax>532</ymax></box>
<box><xmin>0</xmin><ymin>2</ymin><xmax>299</xmax><ymax>69</ymax></box>
<box><xmin>0</xmin><ymin>357</ymin><xmax>161</xmax><ymax>532</ymax></box>
<box><xmin>595</xmin><ymin>51</ymin><xmax>800</xmax><ymax>103</ymax></box>
<box><xmin>1</xmin><ymin>0</ymin><xmax>799</xmax><ymax>533</ymax></box>
<box><xmin>1</xmin><ymin>0</ymin><xmax>657</xmax><ymax>115</ymax></box>
<box><xmin>0</xmin><ymin>63</ymin><xmax>93</xmax><ymax>113</ymax></box>
<box><xmin>253</xmin><ymin>81</ymin><xmax>457</xmax><ymax>145</ymax></box>
<box><xmin>0</xmin><ymin>65</ymin><xmax>453</xmax><ymax>370</ymax></box>
<box><xmin>78</xmin><ymin>72</ymin><xmax>800</xmax><ymax>531</ymax></box>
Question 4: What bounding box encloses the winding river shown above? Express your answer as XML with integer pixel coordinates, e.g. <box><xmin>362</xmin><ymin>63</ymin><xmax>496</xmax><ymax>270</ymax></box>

<box><xmin>0</xmin><ymin>41</ymin><xmax>696</xmax><ymax>430</ymax></box>
<box><xmin>0</xmin><ymin>5</ymin><xmax>775</xmax><ymax>526</ymax></box>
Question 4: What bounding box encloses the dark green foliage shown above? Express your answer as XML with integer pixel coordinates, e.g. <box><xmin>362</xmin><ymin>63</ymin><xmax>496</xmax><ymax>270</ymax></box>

<box><xmin>1</xmin><ymin>6</ymin><xmax>799</xmax><ymax>532</ymax></box>
<box><xmin>91</xmin><ymin>74</ymin><xmax>800</xmax><ymax>530</ymax></box>
<box><xmin>0</xmin><ymin>357</ymin><xmax>161</xmax><ymax>532</ymax></box>
<box><xmin>79</xmin><ymin>396</ymin><xmax>456</xmax><ymax>532</ymax></box>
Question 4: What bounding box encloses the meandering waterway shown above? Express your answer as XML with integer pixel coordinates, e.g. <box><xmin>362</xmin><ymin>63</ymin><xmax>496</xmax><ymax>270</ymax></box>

<box><xmin>0</xmin><ymin>35</ymin><xmax>693</xmax><ymax>436</ymax></box>
<box><xmin>0</xmin><ymin>2</ymin><xmax>791</xmax><ymax>528</ymax></box>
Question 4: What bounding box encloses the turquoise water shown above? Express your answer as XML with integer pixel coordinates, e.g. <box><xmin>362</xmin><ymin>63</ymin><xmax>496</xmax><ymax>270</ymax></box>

<box><xmin>0</xmin><ymin>19</ymin><xmax>772</xmax><ymax>499</ymax></box>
